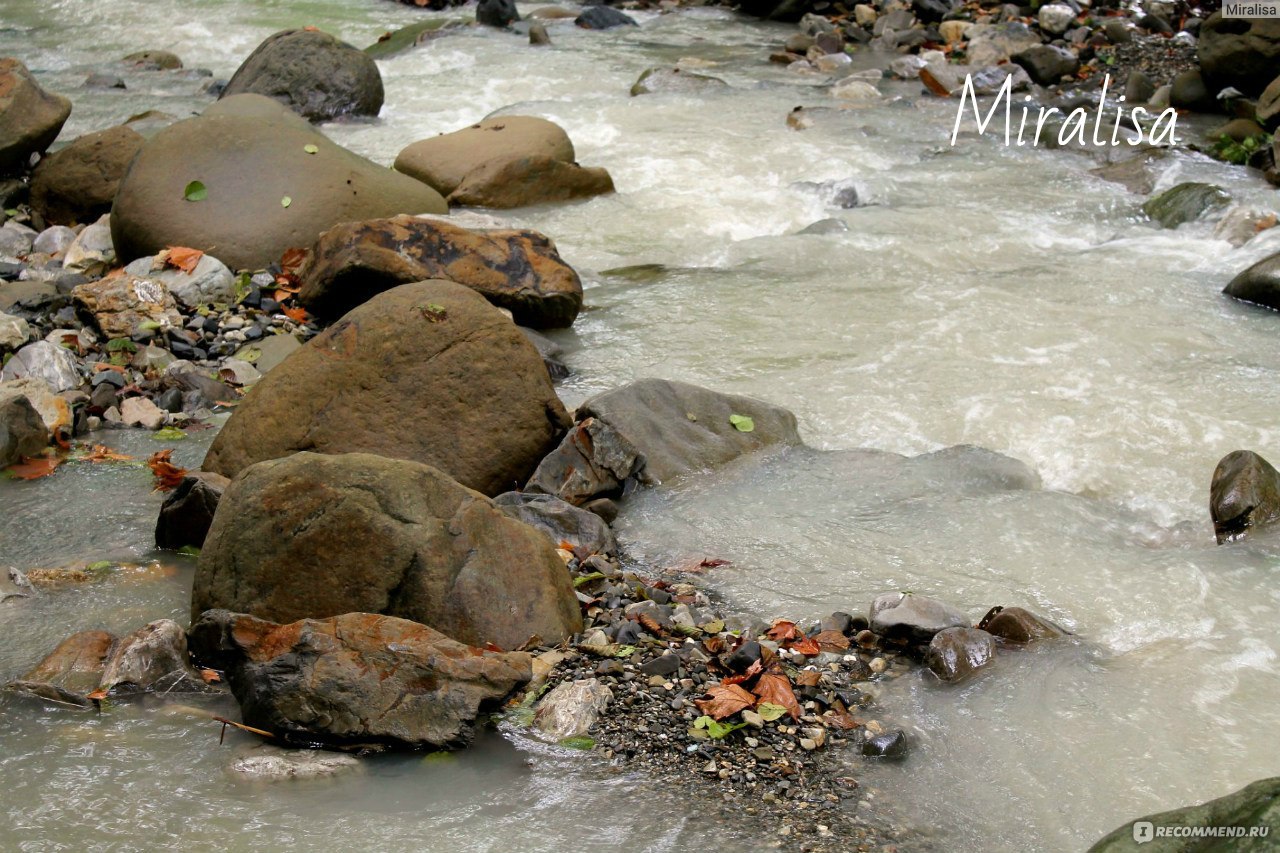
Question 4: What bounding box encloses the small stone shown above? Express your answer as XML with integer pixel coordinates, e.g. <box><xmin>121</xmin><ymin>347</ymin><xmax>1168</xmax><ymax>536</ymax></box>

<box><xmin>742</xmin><ymin>709</ymin><xmax>765</xmax><ymax>728</ymax></box>
<box><xmin>120</xmin><ymin>395</ymin><xmax>165</xmax><ymax>430</ymax></box>
<box><xmin>703</xmin><ymin>760</ymin><xmax>718</xmax><ymax>773</ymax></box>
<box><xmin>869</xmin><ymin>657</ymin><xmax>887</xmax><ymax>674</ymax></box>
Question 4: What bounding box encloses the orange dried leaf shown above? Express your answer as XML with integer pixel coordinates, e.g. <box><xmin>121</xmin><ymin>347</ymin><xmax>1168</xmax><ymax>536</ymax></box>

<box><xmin>6</xmin><ymin>455</ymin><xmax>62</xmax><ymax>480</ymax></box>
<box><xmin>813</xmin><ymin>630</ymin><xmax>851</xmax><ymax>652</ymax></box>
<box><xmin>86</xmin><ymin>688</ymin><xmax>109</xmax><ymax>701</ymax></box>
<box><xmin>766</xmin><ymin>620</ymin><xmax>802</xmax><ymax>642</ymax></box>
<box><xmin>752</xmin><ymin>669</ymin><xmax>802</xmax><ymax>720</ymax></box>
<box><xmin>282</xmin><ymin>304</ymin><xmax>308</xmax><ymax>323</ymax></box>
<box><xmin>794</xmin><ymin>670</ymin><xmax>822</xmax><ymax>688</ymax></box>
<box><xmin>80</xmin><ymin>444</ymin><xmax>134</xmax><ymax>463</ymax></box>
<box><xmin>636</xmin><ymin>613</ymin><xmax>666</xmax><ymax>637</ymax></box>
<box><xmin>695</xmin><ymin>683</ymin><xmax>756</xmax><ymax>720</ymax></box>
<box><xmin>279</xmin><ymin>247</ymin><xmax>307</xmax><ymax>271</ymax></box>
<box><xmin>199</xmin><ymin>668</ymin><xmax>222</xmax><ymax>684</ymax></box>
<box><xmin>789</xmin><ymin>637</ymin><xmax>821</xmax><ymax>656</ymax></box>
<box><xmin>164</xmin><ymin>246</ymin><xmax>204</xmax><ymax>274</ymax></box>
<box><xmin>147</xmin><ymin>449</ymin><xmax>187</xmax><ymax>492</ymax></box>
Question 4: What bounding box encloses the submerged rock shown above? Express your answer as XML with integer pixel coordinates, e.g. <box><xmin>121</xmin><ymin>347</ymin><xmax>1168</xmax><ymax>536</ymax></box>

<box><xmin>193</xmin><ymin>452</ymin><xmax>583</xmax><ymax>649</ymax></box>
<box><xmin>228</xmin><ymin>747</ymin><xmax>362</xmax><ymax>782</ymax></box>
<box><xmin>297</xmin><ymin>214</ymin><xmax>583</xmax><ymax>328</ymax></box>
<box><xmin>1142</xmin><ymin>182</ymin><xmax>1231</xmax><ymax>229</ymax></box>
<box><xmin>1210</xmin><ymin>450</ymin><xmax>1280</xmax><ymax>543</ymax></box>
<box><xmin>30</xmin><ymin>126</ymin><xmax>144</xmax><ymax>226</ymax></box>
<box><xmin>1224</xmin><ymin>251</ymin><xmax>1280</xmax><ymax>311</ymax></box>
<box><xmin>870</xmin><ymin>592</ymin><xmax>969</xmax><ymax>644</ymax></box>
<box><xmin>980</xmin><ymin>606</ymin><xmax>1065</xmax><ymax>643</ymax></box>
<box><xmin>110</xmin><ymin>95</ymin><xmax>446</xmax><ymax>271</ymax></box>
<box><xmin>1088</xmin><ymin>776</ymin><xmax>1280</xmax><ymax>852</ymax></box>
<box><xmin>188</xmin><ymin>610</ymin><xmax>533</xmax><ymax>750</ymax></box>
<box><xmin>630</xmin><ymin>67</ymin><xmax>730</xmax><ymax>96</ymax></box>
<box><xmin>202</xmin><ymin>280</ymin><xmax>570</xmax><ymax>495</ymax></box>
<box><xmin>861</xmin><ymin>729</ymin><xmax>909</xmax><ymax>759</ymax></box>
<box><xmin>925</xmin><ymin>627</ymin><xmax>995</xmax><ymax>682</ymax></box>
<box><xmin>221</xmin><ymin>29</ymin><xmax>383</xmax><ymax>122</ymax></box>
<box><xmin>0</xmin><ymin>58</ymin><xmax>72</xmax><ymax>173</ymax></box>
<box><xmin>534</xmin><ymin>678</ymin><xmax>613</xmax><ymax>740</ymax></box>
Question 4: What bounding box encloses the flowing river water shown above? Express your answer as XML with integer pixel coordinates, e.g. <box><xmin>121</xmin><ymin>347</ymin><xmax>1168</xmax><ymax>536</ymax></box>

<box><xmin>3</xmin><ymin>1</ymin><xmax>1280</xmax><ymax>850</ymax></box>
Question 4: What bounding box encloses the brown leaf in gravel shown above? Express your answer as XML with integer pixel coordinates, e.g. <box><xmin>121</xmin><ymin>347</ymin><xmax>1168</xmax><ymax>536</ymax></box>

<box><xmin>163</xmin><ymin>246</ymin><xmax>204</xmax><ymax>274</ymax></box>
<box><xmin>823</xmin><ymin>701</ymin><xmax>861</xmax><ymax>730</ymax></box>
<box><xmin>766</xmin><ymin>620</ymin><xmax>802</xmax><ymax>642</ymax></box>
<box><xmin>813</xmin><ymin>630</ymin><xmax>850</xmax><ymax>651</ymax></box>
<box><xmin>695</xmin><ymin>683</ymin><xmax>756</xmax><ymax>720</ymax></box>
<box><xmin>790</xmin><ymin>637</ymin><xmax>821</xmax><ymax>656</ymax></box>
<box><xmin>794</xmin><ymin>670</ymin><xmax>822</xmax><ymax>688</ymax></box>
<box><xmin>636</xmin><ymin>613</ymin><xmax>665</xmax><ymax>637</ymax></box>
<box><xmin>752</xmin><ymin>668</ymin><xmax>801</xmax><ymax>720</ymax></box>
<box><xmin>199</xmin><ymin>668</ymin><xmax>221</xmax><ymax>684</ymax></box>
<box><xmin>702</xmin><ymin>635</ymin><xmax>726</xmax><ymax>655</ymax></box>
<box><xmin>280</xmin><ymin>247</ymin><xmax>307</xmax><ymax>272</ymax></box>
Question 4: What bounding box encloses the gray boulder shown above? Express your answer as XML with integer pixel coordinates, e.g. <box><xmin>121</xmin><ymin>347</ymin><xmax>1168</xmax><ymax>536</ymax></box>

<box><xmin>493</xmin><ymin>491</ymin><xmax>617</xmax><ymax>556</ymax></box>
<box><xmin>188</xmin><ymin>609</ymin><xmax>533</xmax><ymax>750</ymax></box>
<box><xmin>630</xmin><ymin>67</ymin><xmax>730</xmax><ymax>96</ymax></box>
<box><xmin>0</xmin><ymin>58</ymin><xmax>72</xmax><ymax>173</ymax></box>
<box><xmin>0</xmin><ymin>341</ymin><xmax>81</xmax><ymax>392</ymax></box>
<box><xmin>1142</xmin><ymin>182</ymin><xmax>1230</xmax><ymax>228</ymax></box>
<box><xmin>221</xmin><ymin>29</ymin><xmax>383</xmax><ymax>122</ymax></box>
<box><xmin>870</xmin><ymin>592</ymin><xmax>970</xmax><ymax>644</ymax></box>
<box><xmin>1224</xmin><ymin>251</ymin><xmax>1280</xmax><ymax>310</ymax></box>
<box><xmin>123</xmin><ymin>252</ymin><xmax>235</xmax><ymax>310</ymax></box>
<box><xmin>1012</xmin><ymin>45</ymin><xmax>1079</xmax><ymax>86</ymax></box>
<box><xmin>1088</xmin><ymin>777</ymin><xmax>1280</xmax><ymax>852</ymax></box>
<box><xmin>1198</xmin><ymin>14</ymin><xmax>1280</xmax><ymax>96</ymax></box>
<box><xmin>1210</xmin><ymin>450</ymin><xmax>1280</xmax><ymax>543</ymax></box>
<box><xmin>192</xmin><ymin>452</ymin><xmax>583</xmax><ymax>650</ymax></box>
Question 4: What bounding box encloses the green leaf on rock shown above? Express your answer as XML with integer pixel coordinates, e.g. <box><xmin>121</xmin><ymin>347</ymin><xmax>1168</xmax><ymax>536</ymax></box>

<box><xmin>138</xmin><ymin>321</ymin><xmax>162</xmax><ymax>331</ymax></box>
<box><xmin>303</xmin><ymin>144</ymin><xmax>318</xmax><ymax>154</ymax></box>
<box><xmin>86</xmin><ymin>560</ymin><xmax>114</xmax><ymax>573</ymax></box>
<box><xmin>757</xmin><ymin>702</ymin><xmax>787</xmax><ymax>722</ymax></box>
<box><xmin>281</xmin><ymin>196</ymin><xmax>292</xmax><ymax>208</ymax></box>
<box><xmin>237</xmin><ymin>347</ymin><xmax>262</xmax><ymax>364</ymax></box>
<box><xmin>4</xmin><ymin>209</ymin><xmax>18</xmax><ymax>217</ymax></box>
<box><xmin>693</xmin><ymin>715</ymin><xmax>747</xmax><ymax>739</ymax></box>
<box><xmin>177</xmin><ymin>545</ymin><xmax>201</xmax><ymax>556</ymax></box>
<box><xmin>573</xmin><ymin>571</ymin><xmax>605</xmax><ymax>588</ymax></box>
<box><xmin>728</xmin><ymin>413</ymin><xmax>754</xmax><ymax>432</ymax></box>
<box><xmin>559</xmin><ymin>736</ymin><xmax>596</xmax><ymax>750</ymax></box>
<box><xmin>612</xmin><ymin>645</ymin><xmax>637</xmax><ymax>658</ymax></box>
<box><xmin>183</xmin><ymin>181</ymin><xmax>207</xmax><ymax>202</ymax></box>
<box><xmin>151</xmin><ymin>426</ymin><xmax>187</xmax><ymax>441</ymax></box>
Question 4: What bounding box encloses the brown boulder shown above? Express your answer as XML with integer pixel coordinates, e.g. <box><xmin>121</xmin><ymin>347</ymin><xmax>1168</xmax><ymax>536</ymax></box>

<box><xmin>202</xmin><ymin>280</ymin><xmax>569</xmax><ymax>495</ymax></box>
<box><xmin>71</xmin><ymin>275</ymin><xmax>183</xmax><ymax>339</ymax></box>
<box><xmin>394</xmin><ymin>116</ymin><xmax>575</xmax><ymax>197</ymax></box>
<box><xmin>192</xmin><ymin>452</ymin><xmax>582</xmax><ymax>648</ymax></box>
<box><xmin>188</xmin><ymin>609</ymin><xmax>533</xmax><ymax>750</ymax></box>
<box><xmin>980</xmin><ymin>606</ymin><xmax>1065</xmax><ymax>643</ymax></box>
<box><xmin>1210</xmin><ymin>449</ymin><xmax>1280</xmax><ymax>543</ymax></box>
<box><xmin>221</xmin><ymin>29</ymin><xmax>383</xmax><ymax>122</ymax></box>
<box><xmin>5</xmin><ymin>629</ymin><xmax>114</xmax><ymax>706</ymax></box>
<box><xmin>0</xmin><ymin>58</ymin><xmax>72</xmax><ymax>173</ymax></box>
<box><xmin>449</xmin><ymin>155</ymin><xmax>615</xmax><ymax>209</ymax></box>
<box><xmin>31</xmin><ymin>125</ymin><xmax>145</xmax><ymax>225</ymax></box>
<box><xmin>924</xmin><ymin>627</ymin><xmax>995</xmax><ymax>683</ymax></box>
<box><xmin>297</xmin><ymin>214</ymin><xmax>583</xmax><ymax>328</ymax></box>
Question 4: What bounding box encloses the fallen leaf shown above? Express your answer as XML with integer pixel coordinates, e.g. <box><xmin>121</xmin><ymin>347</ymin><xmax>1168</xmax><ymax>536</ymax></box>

<box><xmin>695</xmin><ymin>683</ymin><xmax>756</xmax><ymax>720</ymax></box>
<box><xmin>789</xmin><ymin>637</ymin><xmax>821</xmax><ymax>656</ymax></box>
<box><xmin>147</xmin><ymin>449</ymin><xmax>187</xmax><ymax>492</ymax></box>
<box><xmin>79</xmin><ymin>444</ymin><xmax>134</xmax><ymax>463</ymax></box>
<box><xmin>86</xmin><ymin>687</ymin><xmax>109</xmax><ymax>701</ymax></box>
<box><xmin>702</xmin><ymin>635</ymin><xmax>727</xmax><ymax>655</ymax></box>
<box><xmin>636</xmin><ymin>613</ymin><xmax>666</xmax><ymax>637</ymax></box>
<box><xmin>756</xmin><ymin>702</ymin><xmax>788</xmax><ymax>722</ymax></box>
<box><xmin>823</xmin><ymin>701</ymin><xmax>861</xmax><ymax>730</ymax></box>
<box><xmin>280</xmin><ymin>196</ymin><xmax>292</xmax><ymax>208</ymax></box>
<box><xmin>199</xmin><ymin>668</ymin><xmax>221</xmax><ymax>684</ymax></box>
<box><xmin>164</xmin><ymin>246</ymin><xmax>204</xmax><ymax>274</ymax></box>
<box><xmin>919</xmin><ymin>67</ymin><xmax>952</xmax><ymax>97</ymax></box>
<box><xmin>766</xmin><ymin>620</ymin><xmax>802</xmax><ymax>642</ymax></box>
<box><xmin>794</xmin><ymin>670</ymin><xmax>822</xmax><ymax>688</ymax></box>
<box><xmin>282</xmin><ymin>304</ymin><xmax>308</xmax><ymax>323</ymax></box>
<box><xmin>183</xmin><ymin>180</ymin><xmax>207</xmax><ymax>202</ymax></box>
<box><xmin>279</xmin><ymin>247</ymin><xmax>307</xmax><ymax>271</ymax></box>
<box><xmin>752</xmin><ymin>667</ymin><xmax>802</xmax><ymax>720</ymax></box>
<box><xmin>728</xmin><ymin>413</ymin><xmax>754</xmax><ymax>432</ymax></box>
<box><xmin>692</xmin><ymin>716</ymin><xmax>748</xmax><ymax>739</ymax></box>
<box><xmin>304</xmin><ymin>144</ymin><xmax>318</xmax><ymax>155</ymax></box>
<box><xmin>6</xmin><ymin>455</ymin><xmax>62</xmax><ymax>480</ymax></box>
<box><xmin>813</xmin><ymin>630</ymin><xmax>851</xmax><ymax>651</ymax></box>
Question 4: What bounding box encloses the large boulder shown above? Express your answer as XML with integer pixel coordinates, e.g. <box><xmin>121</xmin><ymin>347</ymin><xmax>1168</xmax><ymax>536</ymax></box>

<box><xmin>188</xmin><ymin>610</ymin><xmax>533</xmax><ymax>750</ymax></box>
<box><xmin>1210</xmin><ymin>450</ymin><xmax>1280</xmax><ymax>543</ymax></box>
<box><xmin>202</xmin><ymin>280</ymin><xmax>570</xmax><ymax>495</ymax></box>
<box><xmin>870</xmin><ymin>592</ymin><xmax>970</xmax><ymax>644</ymax></box>
<box><xmin>0</xmin><ymin>341</ymin><xmax>81</xmax><ymax>392</ymax></box>
<box><xmin>1198</xmin><ymin>14</ymin><xmax>1280</xmax><ymax>96</ymax></box>
<box><xmin>0</xmin><ymin>58</ymin><xmax>72</xmax><ymax>174</ymax></box>
<box><xmin>296</xmin><ymin>214</ymin><xmax>583</xmax><ymax>328</ymax></box>
<box><xmin>220</xmin><ymin>29</ymin><xmax>384</xmax><ymax>122</ymax></box>
<box><xmin>192</xmin><ymin>452</ymin><xmax>583</xmax><ymax>648</ymax></box>
<box><xmin>1088</xmin><ymin>777</ymin><xmax>1280</xmax><ymax>852</ymax></box>
<box><xmin>394</xmin><ymin>116</ymin><xmax>576</xmax><ymax>197</ymax></box>
<box><xmin>110</xmin><ymin>94</ymin><xmax>446</xmax><ymax>271</ymax></box>
<box><xmin>448</xmin><ymin>155</ymin><xmax>614</xmax><ymax>209</ymax></box>
<box><xmin>525</xmin><ymin>378</ymin><xmax>802</xmax><ymax>504</ymax></box>
<box><xmin>30</xmin><ymin>126</ymin><xmax>145</xmax><ymax>225</ymax></box>
<box><xmin>72</xmin><ymin>275</ymin><xmax>183</xmax><ymax>338</ymax></box>
<box><xmin>1224</xmin><ymin>251</ymin><xmax>1280</xmax><ymax>310</ymax></box>
<box><xmin>0</xmin><ymin>385</ymin><xmax>48</xmax><ymax>466</ymax></box>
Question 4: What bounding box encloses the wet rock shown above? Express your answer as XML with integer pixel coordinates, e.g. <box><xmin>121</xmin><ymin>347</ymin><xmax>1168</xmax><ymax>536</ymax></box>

<box><xmin>448</xmin><ymin>154</ymin><xmax>614</xmax><ymax>209</ymax></box>
<box><xmin>477</xmin><ymin>0</ymin><xmax>519</xmax><ymax>27</ymax></box>
<box><xmin>123</xmin><ymin>252</ymin><xmax>235</xmax><ymax>310</ymax></box>
<box><xmin>526</xmin><ymin>378</ymin><xmax>801</xmax><ymax>504</ymax></box>
<box><xmin>202</xmin><ymin>281</ymin><xmax>569</xmax><ymax>495</ymax></box>
<box><xmin>1088</xmin><ymin>776</ymin><xmax>1280</xmax><ymax>852</ymax></box>
<box><xmin>1210</xmin><ymin>450</ymin><xmax>1280</xmax><ymax>543</ymax></box>
<box><xmin>62</xmin><ymin>215</ymin><xmax>115</xmax><ymax>275</ymax></box>
<box><xmin>363</xmin><ymin>20</ymin><xmax>460</xmax><ymax>60</ymax></box>
<box><xmin>640</xmin><ymin>653</ymin><xmax>681</xmax><ymax>677</ymax></box>
<box><xmin>395</xmin><ymin>116</ymin><xmax>575</xmax><ymax>198</ymax></box>
<box><xmin>32</xmin><ymin>225</ymin><xmax>76</xmax><ymax>256</ymax></box>
<box><xmin>156</xmin><ymin>478</ymin><xmax>229</xmax><ymax>551</ymax></box>
<box><xmin>30</xmin><ymin>126</ymin><xmax>144</xmax><ymax>226</ymax></box>
<box><xmin>1213</xmin><ymin>207</ymin><xmax>1276</xmax><ymax>249</ymax></box>
<box><xmin>0</xmin><ymin>387</ymin><xmax>49</xmax><ymax>465</ymax></box>
<box><xmin>0</xmin><ymin>565</ymin><xmax>34</xmax><ymax>602</ymax></box>
<box><xmin>575</xmin><ymin>7</ymin><xmax>637</xmax><ymax>29</ymax></box>
<box><xmin>830</xmin><ymin>79</ymin><xmax>882</xmax><ymax>104</ymax></box>
<box><xmin>0</xmin><ymin>341</ymin><xmax>81</xmax><ymax>392</ymax></box>
<box><xmin>630</xmin><ymin>67</ymin><xmax>730</xmax><ymax>96</ymax></box>
<box><xmin>1103</xmin><ymin>19</ymin><xmax>1132</xmax><ymax>45</ymax></box>
<box><xmin>98</xmin><ymin>619</ymin><xmax>201</xmax><ymax>695</ymax></box>
<box><xmin>193</xmin><ymin>451</ymin><xmax>582</xmax><ymax>648</ymax></box>
<box><xmin>72</xmin><ymin>275</ymin><xmax>182</xmax><ymax>338</ymax></box>
<box><xmin>529</xmin><ymin>6</ymin><xmax>576</xmax><ymax>20</ymax></box>
<box><xmin>1198</xmin><ymin>14</ymin><xmax>1280</xmax><ymax>96</ymax></box>
<box><xmin>533</xmin><ymin>678</ymin><xmax>613</xmax><ymax>740</ymax></box>
<box><xmin>870</xmin><ymin>592</ymin><xmax>969</xmax><ymax>644</ymax></box>
<box><xmin>85</xmin><ymin>73</ymin><xmax>126</xmax><ymax>89</ymax></box>
<box><xmin>110</xmin><ymin>94</ymin><xmax>446</xmax><ymax>271</ymax></box>
<box><xmin>1124</xmin><ymin>70</ymin><xmax>1156</xmax><ymax>104</ymax></box>
<box><xmin>1037</xmin><ymin>4</ymin><xmax>1075</xmax><ymax>37</ymax></box>
<box><xmin>1012</xmin><ymin>45</ymin><xmax>1079</xmax><ymax>86</ymax></box>
<box><xmin>0</xmin><ymin>311</ymin><xmax>30</xmax><ymax>350</ymax></box>
<box><xmin>981</xmin><ymin>606</ymin><xmax>1065</xmax><ymax>643</ymax></box>
<box><xmin>1224</xmin><ymin>251</ymin><xmax>1280</xmax><ymax>310</ymax></box>
<box><xmin>0</xmin><ymin>58</ymin><xmax>72</xmax><ymax>173</ymax></box>
<box><xmin>297</xmin><ymin>214</ymin><xmax>583</xmax><ymax>328</ymax></box>
<box><xmin>861</xmin><ymin>729</ymin><xmax>908</xmax><ymax>759</ymax></box>
<box><xmin>122</xmin><ymin>50</ymin><xmax>182</xmax><ymax>70</ymax></box>
<box><xmin>188</xmin><ymin>609</ymin><xmax>533</xmax><ymax>750</ymax></box>
<box><xmin>925</xmin><ymin>627</ymin><xmax>995</xmax><ymax>682</ymax></box>
<box><xmin>228</xmin><ymin>747</ymin><xmax>362</xmax><ymax>782</ymax></box>
<box><xmin>5</xmin><ymin>629</ymin><xmax>114</xmax><ymax>706</ymax></box>
<box><xmin>529</xmin><ymin>23</ymin><xmax>551</xmax><ymax>46</ymax></box>
<box><xmin>1169</xmin><ymin>69</ymin><xmax>1217</xmax><ymax>113</ymax></box>
<box><xmin>911</xmin><ymin>0</ymin><xmax>955</xmax><ymax>24</ymax></box>
<box><xmin>1142</xmin><ymin>182</ymin><xmax>1230</xmax><ymax>228</ymax></box>
<box><xmin>493</xmin><ymin>491</ymin><xmax>617</xmax><ymax>556</ymax></box>
<box><xmin>221</xmin><ymin>29</ymin><xmax>383</xmax><ymax>122</ymax></box>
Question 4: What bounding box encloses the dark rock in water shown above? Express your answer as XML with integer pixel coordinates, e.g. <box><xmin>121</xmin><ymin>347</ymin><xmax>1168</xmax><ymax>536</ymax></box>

<box><xmin>821</xmin><ymin>612</ymin><xmax>854</xmax><ymax>634</ymax></box>
<box><xmin>1142</xmin><ymin>182</ymin><xmax>1230</xmax><ymax>229</ymax></box>
<box><xmin>1169</xmin><ymin>69</ymin><xmax>1218</xmax><ymax>113</ymax></box>
<box><xmin>193</xmin><ymin>451</ymin><xmax>583</xmax><ymax>649</ymax></box>
<box><xmin>1011</xmin><ymin>45</ymin><xmax>1079</xmax><ymax>86</ymax></box>
<box><xmin>1210</xmin><ymin>450</ymin><xmax>1280</xmax><ymax>543</ymax></box>
<box><xmin>1224</xmin><ymin>251</ymin><xmax>1280</xmax><ymax>311</ymax></box>
<box><xmin>84</xmin><ymin>73</ymin><xmax>126</xmax><ymax>89</ymax></box>
<box><xmin>296</xmin><ymin>214</ymin><xmax>583</xmax><ymax>328</ymax></box>
<box><xmin>154</xmin><ymin>387</ymin><xmax>184</xmax><ymax>413</ymax></box>
<box><xmin>202</xmin><ymin>281</ymin><xmax>570</xmax><ymax>496</ymax></box>
<box><xmin>526</xmin><ymin>378</ymin><xmax>802</xmax><ymax>504</ymax></box>
<box><xmin>1198</xmin><ymin>13</ymin><xmax>1280</xmax><ymax>96</ymax></box>
<box><xmin>797</xmin><ymin>219</ymin><xmax>849</xmax><ymax>235</ymax></box>
<box><xmin>493</xmin><ymin>491</ymin><xmax>617</xmax><ymax>557</ymax></box>
<box><xmin>870</xmin><ymin>592</ymin><xmax>969</xmax><ymax>644</ymax></box>
<box><xmin>166</xmin><ymin>370</ymin><xmax>236</xmax><ymax>410</ymax></box>
<box><xmin>188</xmin><ymin>610</ymin><xmax>532</xmax><ymax>751</ymax></box>
<box><xmin>575</xmin><ymin>6</ymin><xmax>637</xmax><ymax>29</ymax></box>
<box><xmin>448</xmin><ymin>154</ymin><xmax>615</xmax><ymax>209</ymax></box>
<box><xmin>736</xmin><ymin>0</ymin><xmax>811</xmax><ymax>22</ymax></box>
<box><xmin>31</xmin><ymin>126</ymin><xmax>144</xmax><ymax>226</ymax></box>
<box><xmin>0</xmin><ymin>386</ymin><xmax>49</xmax><ymax>467</ymax></box>
<box><xmin>1087</xmin><ymin>776</ymin><xmax>1280</xmax><ymax>852</ymax></box>
<box><xmin>122</xmin><ymin>50</ymin><xmax>182</xmax><ymax>70</ymax></box>
<box><xmin>862</xmin><ymin>729</ymin><xmax>909</xmax><ymax>760</ymax></box>
<box><xmin>519</xmin><ymin>326</ymin><xmax>569</xmax><ymax>378</ymax></box>
<box><xmin>220</xmin><ymin>29</ymin><xmax>383</xmax><ymax>122</ymax></box>
<box><xmin>0</xmin><ymin>58</ymin><xmax>72</xmax><ymax>174</ymax></box>
<box><xmin>155</xmin><ymin>471</ymin><xmax>228</xmax><ymax>550</ymax></box>
<box><xmin>630</xmin><ymin>67</ymin><xmax>730</xmax><ymax>96</ymax></box>
<box><xmin>1123</xmin><ymin>70</ymin><xmax>1155</xmax><ymax>104</ymax></box>
<box><xmin>529</xmin><ymin>23</ymin><xmax>551</xmax><ymax>46</ymax></box>
<box><xmin>110</xmin><ymin>94</ymin><xmax>446</xmax><ymax>277</ymax></box>
<box><xmin>98</xmin><ymin>619</ymin><xmax>202</xmax><ymax>695</ymax></box>
<box><xmin>925</xmin><ymin>627</ymin><xmax>995</xmax><ymax>682</ymax></box>
<box><xmin>980</xmin><ymin>606</ymin><xmax>1065</xmax><ymax>643</ymax></box>
<box><xmin>395</xmin><ymin>116</ymin><xmax>575</xmax><ymax>198</ymax></box>
<box><xmin>5</xmin><ymin>629</ymin><xmax>114</xmax><ymax>707</ymax></box>
<box><xmin>477</xmin><ymin>0</ymin><xmax>520</xmax><ymax>27</ymax></box>
<box><xmin>582</xmin><ymin>498</ymin><xmax>618</xmax><ymax>523</ymax></box>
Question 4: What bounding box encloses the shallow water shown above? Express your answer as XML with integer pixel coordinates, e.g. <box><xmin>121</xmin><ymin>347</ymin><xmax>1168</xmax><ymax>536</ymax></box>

<box><xmin>3</xmin><ymin>0</ymin><xmax>1280</xmax><ymax>849</ymax></box>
